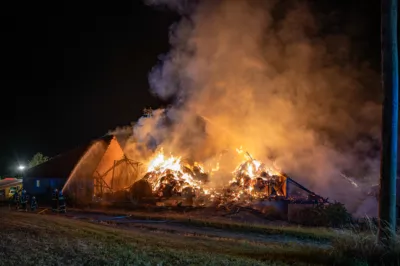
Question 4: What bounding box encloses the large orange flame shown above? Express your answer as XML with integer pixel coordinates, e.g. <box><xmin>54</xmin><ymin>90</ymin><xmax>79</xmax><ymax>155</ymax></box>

<box><xmin>140</xmin><ymin>146</ymin><xmax>286</xmax><ymax>204</ymax></box>
<box><xmin>144</xmin><ymin>148</ymin><xmax>210</xmax><ymax>197</ymax></box>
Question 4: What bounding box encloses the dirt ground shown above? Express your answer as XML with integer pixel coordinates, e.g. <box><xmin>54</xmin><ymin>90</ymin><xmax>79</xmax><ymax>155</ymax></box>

<box><xmin>14</xmin><ymin>205</ymin><xmax>330</xmax><ymax>243</ymax></box>
<box><xmin>61</xmin><ymin>208</ymin><xmax>331</xmax><ymax>248</ymax></box>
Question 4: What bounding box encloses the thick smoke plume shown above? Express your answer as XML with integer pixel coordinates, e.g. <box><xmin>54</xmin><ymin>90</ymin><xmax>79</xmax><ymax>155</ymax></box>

<box><xmin>133</xmin><ymin>0</ymin><xmax>381</xmax><ymax>213</ymax></box>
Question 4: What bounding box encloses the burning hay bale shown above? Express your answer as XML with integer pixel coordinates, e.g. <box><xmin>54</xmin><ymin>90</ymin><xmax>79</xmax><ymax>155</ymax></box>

<box><xmin>139</xmin><ymin>149</ymin><xmax>211</xmax><ymax>204</ymax></box>
<box><xmin>225</xmin><ymin>156</ymin><xmax>286</xmax><ymax>204</ymax></box>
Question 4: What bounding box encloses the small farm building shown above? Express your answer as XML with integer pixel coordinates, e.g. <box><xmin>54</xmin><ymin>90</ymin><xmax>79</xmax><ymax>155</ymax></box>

<box><xmin>23</xmin><ymin>134</ymin><xmax>142</xmax><ymax>204</ymax></box>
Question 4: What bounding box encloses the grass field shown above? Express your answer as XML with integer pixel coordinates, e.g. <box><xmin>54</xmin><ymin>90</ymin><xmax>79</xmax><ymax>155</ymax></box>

<box><xmin>0</xmin><ymin>208</ymin><xmax>399</xmax><ymax>265</ymax></box>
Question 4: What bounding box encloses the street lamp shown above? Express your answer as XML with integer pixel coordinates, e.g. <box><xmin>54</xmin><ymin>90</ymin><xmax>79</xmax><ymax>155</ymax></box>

<box><xmin>18</xmin><ymin>165</ymin><xmax>25</xmax><ymax>171</ymax></box>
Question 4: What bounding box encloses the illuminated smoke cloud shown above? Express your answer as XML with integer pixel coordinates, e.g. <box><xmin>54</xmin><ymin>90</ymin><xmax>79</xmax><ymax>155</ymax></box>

<box><xmin>136</xmin><ymin>0</ymin><xmax>381</xmax><ymax>212</ymax></box>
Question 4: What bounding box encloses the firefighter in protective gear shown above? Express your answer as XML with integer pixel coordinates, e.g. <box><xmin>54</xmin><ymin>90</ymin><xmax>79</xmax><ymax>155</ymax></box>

<box><xmin>13</xmin><ymin>191</ymin><xmax>20</xmax><ymax>210</ymax></box>
<box><xmin>26</xmin><ymin>193</ymin><xmax>30</xmax><ymax>206</ymax></box>
<box><xmin>52</xmin><ymin>189</ymin><xmax>59</xmax><ymax>212</ymax></box>
<box><xmin>8</xmin><ymin>194</ymin><xmax>14</xmax><ymax>210</ymax></box>
<box><xmin>20</xmin><ymin>190</ymin><xmax>27</xmax><ymax>211</ymax></box>
<box><xmin>30</xmin><ymin>196</ymin><xmax>38</xmax><ymax>211</ymax></box>
<box><xmin>58</xmin><ymin>190</ymin><xmax>66</xmax><ymax>213</ymax></box>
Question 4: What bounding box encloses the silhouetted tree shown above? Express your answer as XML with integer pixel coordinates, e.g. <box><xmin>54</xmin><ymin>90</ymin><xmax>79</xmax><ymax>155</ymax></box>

<box><xmin>28</xmin><ymin>152</ymin><xmax>49</xmax><ymax>168</ymax></box>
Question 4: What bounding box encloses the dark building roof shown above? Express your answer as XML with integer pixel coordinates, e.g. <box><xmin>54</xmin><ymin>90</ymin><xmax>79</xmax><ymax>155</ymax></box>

<box><xmin>0</xmin><ymin>178</ymin><xmax>22</xmax><ymax>188</ymax></box>
<box><xmin>24</xmin><ymin>135</ymin><xmax>113</xmax><ymax>179</ymax></box>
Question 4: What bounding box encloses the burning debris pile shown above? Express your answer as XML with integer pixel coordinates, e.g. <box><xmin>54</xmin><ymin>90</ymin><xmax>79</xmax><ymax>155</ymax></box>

<box><xmin>208</xmin><ymin>149</ymin><xmax>290</xmax><ymax>211</ymax></box>
<box><xmin>125</xmin><ymin>146</ymin><xmax>325</xmax><ymax>208</ymax></box>
<box><xmin>138</xmin><ymin>149</ymin><xmax>212</xmax><ymax>205</ymax></box>
<box><xmin>226</xmin><ymin>155</ymin><xmax>286</xmax><ymax>203</ymax></box>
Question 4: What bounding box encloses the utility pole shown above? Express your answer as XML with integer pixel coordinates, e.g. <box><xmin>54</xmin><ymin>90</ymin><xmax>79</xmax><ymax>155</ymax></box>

<box><xmin>378</xmin><ymin>0</ymin><xmax>398</xmax><ymax>245</ymax></box>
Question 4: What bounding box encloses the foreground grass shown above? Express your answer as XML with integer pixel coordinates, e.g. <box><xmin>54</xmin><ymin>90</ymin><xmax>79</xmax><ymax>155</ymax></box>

<box><xmin>0</xmin><ymin>210</ymin><xmax>342</xmax><ymax>266</ymax></box>
<box><xmin>1</xmin><ymin>209</ymin><xmax>399</xmax><ymax>265</ymax></box>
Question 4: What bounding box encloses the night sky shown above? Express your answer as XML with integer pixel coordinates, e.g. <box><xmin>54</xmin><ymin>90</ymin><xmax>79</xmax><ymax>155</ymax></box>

<box><xmin>0</xmin><ymin>1</ymin><xmax>380</xmax><ymax>175</ymax></box>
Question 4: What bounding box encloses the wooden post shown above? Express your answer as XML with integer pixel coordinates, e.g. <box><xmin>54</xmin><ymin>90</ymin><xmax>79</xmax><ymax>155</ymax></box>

<box><xmin>378</xmin><ymin>0</ymin><xmax>398</xmax><ymax>245</ymax></box>
<box><xmin>111</xmin><ymin>160</ymin><xmax>116</xmax><ymax>192</ymax></box>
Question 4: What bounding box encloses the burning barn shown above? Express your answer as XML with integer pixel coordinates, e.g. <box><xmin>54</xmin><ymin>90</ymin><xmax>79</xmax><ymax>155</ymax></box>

<box><xmin>23</xmin><ymin>118</ymin><xmax>327</xmax><ymax>218</ymax></box>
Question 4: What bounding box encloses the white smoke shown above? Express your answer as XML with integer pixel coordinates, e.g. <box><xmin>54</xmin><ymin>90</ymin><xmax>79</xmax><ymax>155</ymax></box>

<box><xmin>130</xmin><ymin>0</ymin><xmax>382</xmax><ymax>212</ymax></box>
